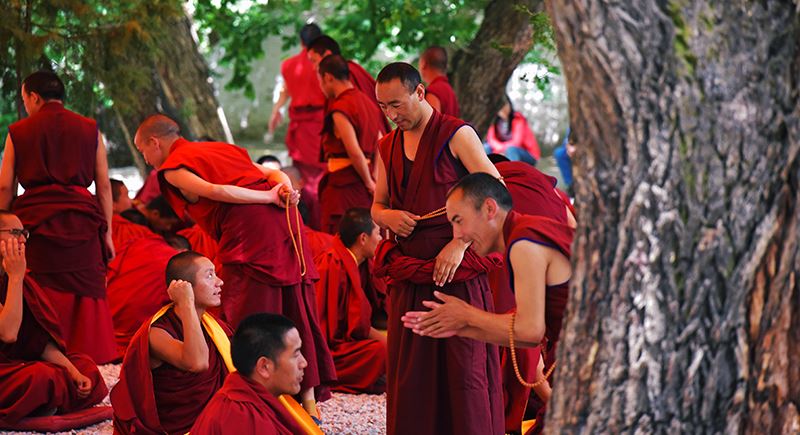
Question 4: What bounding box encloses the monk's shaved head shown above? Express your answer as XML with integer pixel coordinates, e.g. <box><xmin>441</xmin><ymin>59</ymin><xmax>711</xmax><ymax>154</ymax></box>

<box><xmin>447</xmin><ymin>172</ymin><xmax>513</xmax><ymax>211</ymax></box>
<box><xmin>165</xmin><ymin>251</ymin><xmax>205</xmax><ymax>287</ymax></box>
<box><xmin>136</xmin><ymin>114</ymin><xmax>180</xmax><ymax>142</ymax></box>
<box><xmin>308</xmin><ymin>35</ymin><xmax>340</xmax><ymax>56</ymax></box>
<box><xmin>421</xmin><ymin>46</ymin><xmax>448</xmax><ymax>72</ymax></box>
<box><xmin>318</xmin><ymin>54</ymin><xmax>350</xmax><ymax>81</ymax></box>
<box><xmin>377</xmin><ymin>62</ymin><xmax>422</xmax><ymax>93</ymax></box>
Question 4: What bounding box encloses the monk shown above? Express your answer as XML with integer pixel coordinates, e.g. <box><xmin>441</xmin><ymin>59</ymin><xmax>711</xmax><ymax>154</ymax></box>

<box><xmin>0</xmin><ymin>71</ymin><xmax>116</xmax><ymax>364</ymax></box>
<box><xmin>0</xmin><ymin>211</ymin><xmax>107</xmax><ymax>428</ymax></box>
<box><xmin>106</xmin><ymin>234</ymin><xmax>182</xmax><ymax>358</ymax></box>
<box><xmin>372</xmin><ymin>62</ymin><xmax>503</xmax><ymax>435</ymax></box>
<box><xmin>307</xmin><ymin>35</ymin><xmax>389</xmax><ymax>132</ymax></box>
<box><xmin>111</xmin><ymin>178</ymin><xmax>133</xmax><ymax>214</ymax></box>
<box><xmin>403</xmin><ymin>173</ymin><xmax>574</xmax><ymax>434</ymax></box>
<box><xmin>191</xmin><ymin>313</ymin><xmax>310</xmax><ymax>434</ymax></box>
<box><xmin>314</xmin><ymin>208</ymin><xmax>386</xmax><ymax>393</ymax></box>
<box><xmin>419</xmin><ymin>46</ymin><xmax>460</xmax><ymax>118</ymax></box>
<box><xmin>269</xmin><ymin>23</ymin><xmax>327</xmax><ymax>216</ymax></box>
<box><xmin>141</xmin><ymin>195</ymin><xmax>180</xmax><ymax>234</ymax></box>
<box><xmin>111</xmin><ymin>251</ymin><xmax>231</xmax><ymax>434</ymax></box>
<box><xmin>134</xmin><ymin>114</ymin><xmax>335</xmax><ymax>418</ymax></box>
<box><xmin>317</xmin><ymin>54</ymin><xmax>385</xmax><ymax>234</ymax></box>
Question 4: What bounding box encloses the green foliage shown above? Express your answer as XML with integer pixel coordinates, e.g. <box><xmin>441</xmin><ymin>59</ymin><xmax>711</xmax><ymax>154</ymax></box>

<box><xmin>0</xmin><ymin>0</ymin><xmax>182</xmax><ymax>145</ymax></box>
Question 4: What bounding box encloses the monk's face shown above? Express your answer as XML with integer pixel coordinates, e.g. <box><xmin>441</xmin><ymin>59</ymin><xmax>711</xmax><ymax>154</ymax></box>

<box><xmin>318</xmin><ymin>72</ymin><xmax>336</xmax><ymax>99</ymax></box>
<box><xmin>268</xmin><ymin>328</ymin><xmax>307</xmax><ymax>396</ymax></box>
<box><xmin>446</xmin><ymin>190</ymin><xmax>499</xmax><ymax>256</ymax></box>
<box><xmin>190</xmin><ymin>257</ymin><xmax>223</xmax><ymax>308</ymax></box>
<box><xmin>0</xmin><ymin>215</ymin><xmax>28</xmax><ymax>259</ymax></box>
<box><xmin>134</xmin><ymin>132</ymin><xmax>166</xmax><ymax>168</ymax></box>
<box><xmin>376</xmin><ymin>79</ymin><xmax>425</xmax><ymax>131</ymax></box>
<box><xmin>363</xmin><ymin>223</ymin><xmax>382</xmax><ymax>259</ymax></box>
<box><xmin>113</xmin><ymin>184</ymin><xmax>132</xmax><ymax>214</ymax></box>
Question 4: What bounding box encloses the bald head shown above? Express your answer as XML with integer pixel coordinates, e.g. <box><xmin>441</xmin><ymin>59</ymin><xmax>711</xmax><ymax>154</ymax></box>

<box><xmin>136</xmin><ymin>114</ymin><xmax>180</xmax><ymax>141</ymax></box>
<box><xmin>421</xmin><ymin>46</ymin><xmax>448</xmax><ymax>73</ymax></box>
<box><xmin>135</xmin><ymin>114</ymin><xmax>181</xmax><ymax>168</ymax></box>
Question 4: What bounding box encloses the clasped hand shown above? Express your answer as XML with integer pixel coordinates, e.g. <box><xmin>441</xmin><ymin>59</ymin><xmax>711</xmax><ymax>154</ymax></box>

<box><xmin>401</xmin><ymin>291</ymin><xmax>473</xmax><ymax>338</ymax></box>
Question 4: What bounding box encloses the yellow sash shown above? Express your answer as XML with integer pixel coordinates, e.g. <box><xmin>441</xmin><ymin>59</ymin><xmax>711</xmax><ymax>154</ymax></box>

<box><xmin>278</xmin><ymin>395</ymin><xmax>324</xmax><ymax>435</ymax></box>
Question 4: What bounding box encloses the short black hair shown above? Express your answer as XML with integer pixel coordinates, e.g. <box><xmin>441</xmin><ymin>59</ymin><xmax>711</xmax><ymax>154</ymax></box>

<box><xmin>377</xmin><ymin>62</ymin><xmax>421</xmax><ymax>93</ymax></box>
<box><xmin>22</xmin><ymin>70</ymin><xmax>65</xmax><ymax>101</ymax></box>
<box><xmin>447</xmin><ymin>172</ymin><xmax>513</xmax><ymax>211</ymax></box>
<box><xmin>299</xmin><ymin>23</ymin><xmax>322</xmax><ymax>46</ymax></box>
<box><xmin>338</xmin><ymin>208</ymin><xmax>374</xmax><ymax>247</ymax></box>
<box><xmin>120</xmin><ymin>208</ymin><xmax>148</xmax><ymax>225</ymax></box>
<box><xmin>318</xmin><ymin>54</ymin><xmax>350</xmax><ymax>81</ymax></box>
<box><xmin>256</xmin><ymin>154</ymin><xmax>282</xmax><ymax>167</ymax></box>
<box><xmin>232</xmin><ymin>313</ymin><xmax>297</xmax><ymax>376</ymax></box>
<box><xmin>421</xmin><ymin>46</ymin><xmax>448</xmax><ymax>72</ymax></box>
<box><xmin>308</xmin><ymin>35</ymin><xmax>341</xmax><ymax>56</ymax></box>
<box><xmin>110</xmin><ymin>179</ymin><xmax>126</xmax><ymax>202</ymax></box>
<box><xmin>165</xmin><ymin>251</ymin><xmax>205</xmax><ymax>287</ymax></box>
<box><xmin>146</xmin><ymin>195</ymin><xmax>178</xmax><ymax>219</ymax></box>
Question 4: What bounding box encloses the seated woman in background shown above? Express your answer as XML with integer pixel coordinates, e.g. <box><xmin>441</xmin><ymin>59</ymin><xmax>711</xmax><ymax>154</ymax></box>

<box><xmin>485</xmin><ymin>95</ymin><xmax>541</xmax><ymax>165</ymax></box>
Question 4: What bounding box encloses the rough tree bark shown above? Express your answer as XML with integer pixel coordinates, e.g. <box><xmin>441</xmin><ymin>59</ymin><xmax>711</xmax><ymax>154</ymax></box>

<box><xmin>545</xmin><ymin>1</ymin><xmax>799</xmax><ymax>433</ymax></box>
<box><xmin>450</xmin><ymin>0</ymin><xmax>538</xmax><ymax>135</ymax></box>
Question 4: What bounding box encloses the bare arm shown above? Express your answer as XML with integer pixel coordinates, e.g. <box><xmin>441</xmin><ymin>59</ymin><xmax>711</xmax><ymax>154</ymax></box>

<box><xmin>269</xmin><ymin>83</ymin><xmax>289</xmax><ymax>134</ymax></box>
<box><xmin>0</xmin><ymin>239</ymin><xmax>25</xmax><ymax>343</ymax></box>
<box><xmin>332</xmin><ymin>112</ymin><xmax>374</xmax><ymax>192</ymax></box>
<box><xmin>449</xmin><ymin>126</ymin><xmax>502</xmax><ymax>179</ymax></box>
<box><xmin>425</xmin><ymin>93</ymin><xmax>442</xmax><ymax>113</ymax></box>
<box><xmin>42</xmin><ymin>341</ymin><xmax>92</xmax><ymax>397</ymax></box>
<box><xmin>163</xmin><ymin>168</ymin><xmax>284</xmax><ymax>205</ymax></box>
<box><xmin>149</xmin><ymin>280</ymin><xmax>209</xmax><ymax>372</ymax></box>
<box><xmin>94</xmin><ymin>133</ymin><xmax>114</xmax><ymax>259</ymax></box>
<box><xmin>0</xmin><ymin>135</ymin><xmax>17</xmax><ymax>210</ymax></box>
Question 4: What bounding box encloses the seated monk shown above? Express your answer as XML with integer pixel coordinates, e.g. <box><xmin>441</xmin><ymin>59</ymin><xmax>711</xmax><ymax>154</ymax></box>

<box><xmin>0</xmin><ymin>211</ymin><xmax>107</xmax><ymax>428</ymax></box>
<box><xmin>314</xmin><ymin>208</ymin><xmax>386</xmax><ymax>394</ymax></box>
<box><xmin>107</xmin><ymin>234</ymin><xmax>189</xmax><ymax>358</ymax></box>
<box><xmin>111</xmin><ymin>251</ymin><xmax>232</xmax><ymax>435</ymax></box>
<box><xmin>110</xmin><ymin>178</ymin><xmax>133</xmax><ymax>214</ymax></box>
<box><xmin>191</xmin><ymin>313</ymin><xmax>317</xmax><ymax>434</ymax></box>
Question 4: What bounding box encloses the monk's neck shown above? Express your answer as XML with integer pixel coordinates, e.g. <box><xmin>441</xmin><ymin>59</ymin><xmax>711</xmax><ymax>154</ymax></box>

<box><xmin>493</xmin><ymin>210</ymin><xmax>510</xmax><ymax>254</ymax></box>
<box><xmin>333</xmin><ymin>82</ymin><xmax>354</xmax><ymax>98</ymax></box>
<box><xmin>194</xmin><ymin>306</ymin><xmax>206</xmax><ymax>318</ymax></box>
<box><xmin>345</xmin><ymin>246</ymin><xmax>364</xmax><ymax>265</ymax></box>
<box><xmin>425</xmin><ymin>71</ymin><xmax>445</xmax><ymax>84</ymax></box>
<box><xmin>406</xmin><ymin>104</ymin><xmax>434</xmax><ymax>138</ymax></box>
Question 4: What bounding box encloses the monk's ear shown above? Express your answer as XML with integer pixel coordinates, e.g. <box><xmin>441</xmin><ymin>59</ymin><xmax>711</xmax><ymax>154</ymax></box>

<box><xmin>255</xmin><ymin>356</ymin><xmax>274</xmax><ymax>378</ymax></box>
<box><xmin>414</xmin><ymin>83</ymin><xmax>425</xmax><ymax>100</ymax></box>
<box><xmin>484</xmin><ymin>198</ymin><xmax>498</xmax><ymax>219</ymax></box>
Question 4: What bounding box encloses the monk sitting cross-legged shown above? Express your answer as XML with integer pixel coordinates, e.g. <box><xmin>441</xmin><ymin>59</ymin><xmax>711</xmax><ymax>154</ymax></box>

<box><xmin>192</xmin><ymin>313</ymin><xmax>320</xmax><ymax>434</ymax></box>
<box><xmin>0</xmin><ymin>211</ymin><xmax>107</xmax><ymax>429</ymax></box>
<box><xmin>314</xmin><ymin>208</ymin><xmax>386</xmax><ymax>394</ymax></box>
<box><xmin>111</xmin><ymin>251</ymin><xmax>232</xmax><ymax>435</ymax></box>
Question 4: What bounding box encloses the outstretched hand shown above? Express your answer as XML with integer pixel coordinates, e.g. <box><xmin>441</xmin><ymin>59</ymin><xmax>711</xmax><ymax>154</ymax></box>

<box><xmin>401</xmin><ymin>291</ymin><xmax>473</xmax><ymax>338</ymax></box>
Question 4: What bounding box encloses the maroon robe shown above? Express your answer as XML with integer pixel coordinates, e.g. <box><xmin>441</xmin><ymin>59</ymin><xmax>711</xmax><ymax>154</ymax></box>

<box><xmin>111</xmin><ymin>307</ymin><xmax>230</xmax><ymax>435</ymax></box>
<box><xmin>314</xmin><ymin>237</ymin><xmax>386</xmax><ymax>393</ymax></box>
<box><xmin>177</xmin><ymin>224</ymin><xmax>219</xmax><ymax>262</ymax></box>
<box><xmin>377</xmin><ymin>110</ymin><xmax>503</xmax><ymax>435</ymax></box>
<box><xmin>0</xmin><ymin>275</ymin><xmax>107</xmax><ymax>427</ymax></box>
<box><xmin>319</xmin><ymin>87</ymin><xmax>384</xmax><ymax>234</ymax></box>
<box><xmin>346</xmin><ymin>60</ymin><xmax>390</xmax><ymax>133</ymax></box>
<box><xmin>158</xmin><ymin>138</ymin><xmax>336</xmax><ymax>395</ymax></box>
<box><xmin>8</xmin><ymin>101</ymin><xmax>115</xmax><ymax>364</ymax></box>
<box><xmin>107</xmin><ymin>235</ymin><xmax>177</xmax><ymax>358</ymax></box>
<box><xmin>191</xmin><ymin>372</ymin><xmax>306</xmax><ymax>434</ymax></box>
<box><xmin>134</xmin><ymin>170</ymin><xmax>160</xmax><ymax>206</ymax></box>
<box><xmin>304</xmin><ymin>225</ymin><xmax>334</xmax><ymax>259</ymax></box>
<box><xmin>112</xmin><ymin>213</ymin><xmax>155</xmax><ymax>252</ymax></box>
<box><xmin>503</xmin><ymin>211</ymin><xmax>573</xmax><ymax>434</ymax></box>
<box><xmin>426</xmin><ymin>75</ymin><xmax>460</xmax><ymax>118</ymax></box>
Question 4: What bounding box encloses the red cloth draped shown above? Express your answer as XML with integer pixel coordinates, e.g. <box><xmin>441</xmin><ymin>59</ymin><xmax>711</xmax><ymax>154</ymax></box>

<box><xmin>377</xmin><ymin>110</ymin><xmax>503</xmax><ymax>435</ymax></box>
<box><xmin>502</xmin><ymin>211</ymin><xmax>573</xmax><ymax>435</ymax></box>
<box><xmin>157</xmin><ymin>138</ymin><xmax>336</xmax><ymax>395</ymax></box>
<box><xmin>374</xmin><ymin>239</ymin><xmax>502</xmax><ymax>285</ymax></box>
<box><xmin>0</xmin><ymin>275</ymin><xmax>107</xmax><ymax>427</ymax></box>
<box><xmin>111</xmin><ymin>307</ymin><xmax>230</xmax><ymax>435</ymax></box>
<box><xmin>346</xmin><ymin>60</ymin><xmax>390</xmax><ymax>133</ymax></box>
<box><xmin>304</xmin><ymin>226</ymin><xmax>334</xmax><ymax>259</ymax></box>
<box><xmin>283</xmin><ymin>50</ymin><xmax>326</xmax><ymax>168</ymax></box>
<box><xmin>177</xmin><ymin>224</ymin><xmax>218</xmax><ymax>262</ymax></box>
<box><xmin>134</xmin><ymin>170</ymin><xmax>160</xmax><ymax>205</ymax></box>
<box><xmin>112</xmin><ymin>213</ymin><xmax>155</xmax><ymax>252</ymax></box>
<box><xmin>426</xmin><ymin>76</ymin><xmax>460</xmax><ymax>118</ymax></box>
<box><xmin>191</xmin><ymin>372</ymin><xmax>306</xmax><ymax>434</ymax></box>
<box><xmin>314</xmin><ymin>237</ymin><xmax>386</xmax><ymax>394</ymax></box>
<box><xmin>107</xmin><ymin>235</ymin><xmax>177</xmax><ymax>358</ymax></box>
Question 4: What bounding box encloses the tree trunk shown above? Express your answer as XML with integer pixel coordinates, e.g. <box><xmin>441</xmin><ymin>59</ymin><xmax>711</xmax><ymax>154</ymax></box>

<box><xmin>450</xmin><ymin>0</ymin><xmax>539</xmax><ymax>135</ymax></box>
<box><xmin>545</xmin><ymin>1</ymin><xmax>800</xmax><ymax>433</ymax></box>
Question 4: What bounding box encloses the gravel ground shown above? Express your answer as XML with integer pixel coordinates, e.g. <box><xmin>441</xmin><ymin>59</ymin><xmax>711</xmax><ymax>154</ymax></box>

<box><xmin>5</xmin><ymin>364</ymin><xmax>386</xmax><ymax>435</ymax></box>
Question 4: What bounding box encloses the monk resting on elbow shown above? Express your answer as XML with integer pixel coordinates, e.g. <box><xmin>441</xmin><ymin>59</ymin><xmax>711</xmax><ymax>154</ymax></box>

<box><xmin>0</xmin><ymin>211</ymin><xmax>107</xmax><ymax>428</ymax></box>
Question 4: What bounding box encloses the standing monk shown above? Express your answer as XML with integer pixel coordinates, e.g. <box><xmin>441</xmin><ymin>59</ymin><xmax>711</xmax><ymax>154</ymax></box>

<box><xmin>419</xmin><ymin>46</ymin><xmax>460</xmax><ymax>118</ymax></box>
<box><xmin>269</xmin><ymin>23</ymin><xmax>327</xmax><ymax>228</ymax></box>
<box><xmin>0</xmin><ymin>71</ymin><xmax>116</xmax><ymax>364</ymax></box>
<box><xmin>317</xmin><ymin>54</ymin><xmax>385</xmax><ymax>234</ymax></box>
<box><xmin>372</xmin><ymin>62</ymin><xmax>503</xmax><ymax>435</ymax></box>
<box><xmin>134</xmin><ymin>115</ymin><xmax>335</xmax><ymax>418</ymax></box>
<box><xmin>403</xmin><ymin>173</ymin><xmax>574</xmax><ymax>434</ymax></box>
<box><xmin>0</xmin><ymin>211</ymin><xmax>108</xmax><ymax>429</ymax></box>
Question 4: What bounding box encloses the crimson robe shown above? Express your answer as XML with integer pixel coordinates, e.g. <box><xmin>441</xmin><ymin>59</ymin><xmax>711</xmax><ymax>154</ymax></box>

<box><xmin>346</xmin><ymin>60</ymin><xmax>390</xmax><ymax>133</ymax></box>
<box><xmin>177</xmin><ymin>224</ymin><xmax>219</xmax><ymax>262</ymax></box>
<box><xmin>134</xmin><ymin>170</ymin><xmax>160</xmax><ymax>206</ymax></box>
<box><xmin>8</xmin><ymin>101</ymin><xmax>116</xmax><ymax>364</ymax></box>
<box><xmin>490</xmin><ymin>161</ymin><xmax>572</xmax><ymax>432</ymax></box>
<box><xmin>426</xmin><ymin>75</ymin><xmax>460</xmax><ymax>118</ymax></box>
<box><xmin>107</xmin><ymin>235</ymin><xmax>177</xmax><ymax>358</ymax></box>
<box><xmin>158</xmin><ymin>138</ymin><xmax>336</xmax><ymax>395</ymax></box>
<box><xmin>191</xmin><ymin>372</ymin><xmax>306</xmax><ymax>434</ymax></box>
<box><xmin>304</xmin><ymin>225</ymin><xmax>334</xmax><ymax>259</ymax></box>
<box><xmin>0</xmin><ymin>275</ymin><xmax>107</xmax><ymax>428</ymax></box>
<box><xmin>314</xmin><ymin>237</ymin><xmax>386</xmax><ymax>394</ymax></box>
<box><xmin>319</xmin><ymin>88</ymin><xmax>384</xmax><ymax>234</ymax></box>
<box><xmin>112</xmin><ymin>213</ymin><xmax>155</xmax><ymax>252</ymax></box>
<box><xmin>377</xmin><ymin>110</ymin><xmax>503</xmax><ymax>435</ymax></box>
<box><xmin>111</xmin><ymin>306</ymin><xmax>230</xmax><ymax>435</ymax></box>
<box><xmin>503</xmin><ymin>211</ymin><xmax>573</xmax><ymax>434</ymax></box>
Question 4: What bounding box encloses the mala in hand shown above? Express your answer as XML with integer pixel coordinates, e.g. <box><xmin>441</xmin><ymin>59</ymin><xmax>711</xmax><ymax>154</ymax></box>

<box><xmin>508</xmin><ymin>311</ymin><xmax>555</xmax><ymax>388</ymax></box>
<box><xmin>284</xmin><ymin>192</ymin><xmax>306</xmax><ymax>277</ymax></box>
